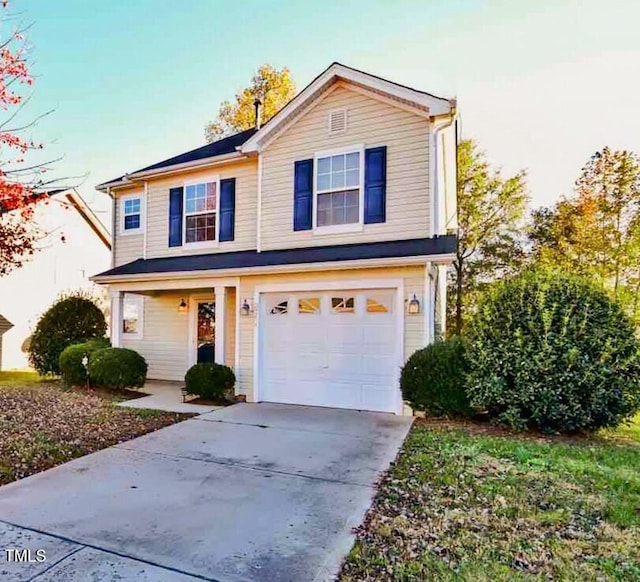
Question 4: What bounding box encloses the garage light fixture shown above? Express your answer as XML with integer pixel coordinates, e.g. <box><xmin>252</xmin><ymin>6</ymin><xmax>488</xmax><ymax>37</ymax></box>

<box><xmin>407</xmin><ymin>294</ymin><xmax>421</xmax><ymax>314</ymax></box>
<box><xmin>178</xmin><ymin>298</ymin><xmax>188</xmax><ymax>313</ymax></box>
<box><xmin>241</xmin><ymin>298</ymin><xmax>254</xmax><ymax>316</ymax></box>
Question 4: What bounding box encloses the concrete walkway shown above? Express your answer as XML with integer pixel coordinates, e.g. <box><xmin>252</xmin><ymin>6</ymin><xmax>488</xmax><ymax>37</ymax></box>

<box><xmin>118</xmin><ymin>380</ymin><xmax>223</xmax><ymax>414</ymax></box>
<box><xmin>0</xmin><ymin>403</ymin><xmax>412</xmax><ymax>581</ymax></box>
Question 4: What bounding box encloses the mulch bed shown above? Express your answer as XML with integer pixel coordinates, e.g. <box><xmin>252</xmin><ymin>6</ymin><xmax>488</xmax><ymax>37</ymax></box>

<box><xmin>0</xmin><ymin>381</ymin><xmax>193</xmax><ymax>486</ymax></box>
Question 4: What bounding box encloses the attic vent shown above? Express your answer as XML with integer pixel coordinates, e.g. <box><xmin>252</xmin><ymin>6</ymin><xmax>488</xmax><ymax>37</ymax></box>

<box><xmin>328</xmin><ymin>108</ymin><xmax>347</xmax><ymax>134</ymax></box>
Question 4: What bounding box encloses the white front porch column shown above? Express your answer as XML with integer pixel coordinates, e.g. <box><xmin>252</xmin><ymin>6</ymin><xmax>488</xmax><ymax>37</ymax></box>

<box><xmin>110</xmin><ymin>289</ymin><xmax>124</xmax><ymax>348</ymax></box>
<box><xmin>424</xmin><ymin>262</ymin><xmax>434</xmax><ymax>345</ymax></box>
<box><xmin>215</xmin><ymin>286</ymin><xmax>226</xmax><ymax>365</ymax></box>
<box><xmin>437</xmin><ymin>264</ymin><xmax>448</xmax><ymax>339</ymax></box>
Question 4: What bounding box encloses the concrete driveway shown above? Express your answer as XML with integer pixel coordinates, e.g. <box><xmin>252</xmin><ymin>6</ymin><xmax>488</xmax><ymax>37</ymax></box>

<box><xmin>0</xmin><ymin>403</ymin><xmax>412</xmax><ymax>582</ymax></box>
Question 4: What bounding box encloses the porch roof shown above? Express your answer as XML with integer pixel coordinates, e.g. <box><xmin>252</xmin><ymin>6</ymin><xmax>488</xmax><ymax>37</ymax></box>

<box><xmin>92</xmin><ymin>236</ymin><xmax>456</xmax><ymax>281</ymax></box>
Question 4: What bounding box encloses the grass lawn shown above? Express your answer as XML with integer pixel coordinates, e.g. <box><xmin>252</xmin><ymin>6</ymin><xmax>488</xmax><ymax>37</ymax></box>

<box><xmin>340</xmin><ymin>415</ymin><xmax>640</xmax><ymax>581</ymax></box>
<box><xmin>0</xmin><ymin>371</ymin><xmax>191</xmax><ymax>486</ymax></box>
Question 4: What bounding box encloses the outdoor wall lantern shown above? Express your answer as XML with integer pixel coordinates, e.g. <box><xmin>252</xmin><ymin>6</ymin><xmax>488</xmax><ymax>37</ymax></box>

<box><xmin>241</xmin><ymin>298</ymin><xmax>254</xmax><ymax>316</ymax></box>
<box><xmin>177</xmin><ymin>298</ymin><xmax>188</xmax><ymax>313</ymax></box>
<box><xmin>407</xmin><ymin>294</ymin><xmax>421</xmax><ymax>314</ymax></box>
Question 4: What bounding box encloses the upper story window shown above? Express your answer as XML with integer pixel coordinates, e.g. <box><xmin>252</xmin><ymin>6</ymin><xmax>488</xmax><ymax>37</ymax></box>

<box><xmin>121</xmin><ymin>195</ymin><xmax>143</xmax><ymax>234</ymax></box>
<box><xmin>315</xmin><ymin>148</ymin><xmax>363</xmax><ymax>230</ymax></box>
<box><xmin>184</xmin><ymin>182</ymin><xmax>217</xmax><ymax>244</ymax></box>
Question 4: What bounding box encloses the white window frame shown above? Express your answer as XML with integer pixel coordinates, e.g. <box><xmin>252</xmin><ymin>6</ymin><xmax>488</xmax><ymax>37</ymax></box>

<box><xmin>120</xmin><ymin>194</ymin><xmax>144</xmax><ymax>235</ymax></box>
<box><xmin>313</xmin><ymin>144</ymin><xmax>365</xmax><ymax>235</ymax></box>
<box><xmin>122</xmin><ymin>294</ymin><xmax>144</xmax><ymax>339</ymax></box>
<box><xmin>183</xmin><ymin>175</ymin><xmax>220</xmax><ymax>249</ymax></box>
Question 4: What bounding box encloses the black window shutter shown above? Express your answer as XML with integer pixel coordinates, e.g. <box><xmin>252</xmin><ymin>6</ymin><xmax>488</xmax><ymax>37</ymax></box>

<box><xmin>293</xmin><ymin>159</ymin><xmax>313</xmax><ymax>231</ymax></box>
<box><xmin>364</xmin><ymin>146</ymin><xmax>387</xmax><ymax>224</ymax></box>
<box><xmin>168</xmin><ymin>187</ymin><xmax>184</xmax><ymax>247</ymax></box>
<box><xmin>219</xmin><ymin>178</ymin><xmax>236</xmax><ymax>242</ymax></box>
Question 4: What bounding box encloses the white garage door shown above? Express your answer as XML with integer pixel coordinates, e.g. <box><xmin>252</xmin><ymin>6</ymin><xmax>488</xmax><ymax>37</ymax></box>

<box><xmin>260</xmin><ymin>289</ymin><xmax>400</xmax><ymax>413</ymax></box>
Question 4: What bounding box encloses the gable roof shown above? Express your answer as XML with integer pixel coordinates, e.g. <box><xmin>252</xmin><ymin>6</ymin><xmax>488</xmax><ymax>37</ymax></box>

<box><xmin>61</xmin><ymin>189</ymin><xmax>112</xmax><ymax>250</ymax></box>
<box><xmin>96</xmin><ymin>62</ymin><xmax>454</xmax><ymax>191</ymax></box>
<box><xmin>0</xmin><ymin>314</ymin><xmax>13</xmax><ymax>335</ymax></box>
<box><xmin>241</xmin><ymin>62</ymin><xmax>455</xmax><ymax>153</ymax></box>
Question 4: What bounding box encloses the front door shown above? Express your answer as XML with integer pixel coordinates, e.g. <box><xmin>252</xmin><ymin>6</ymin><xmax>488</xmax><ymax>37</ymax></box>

<box><xmin>191</xmin><ymin>298</ymin><xmax>215</xmax><ymax>364</ymax></box>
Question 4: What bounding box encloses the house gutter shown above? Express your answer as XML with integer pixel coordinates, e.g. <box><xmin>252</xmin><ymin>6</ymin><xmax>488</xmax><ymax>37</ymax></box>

<box><xmin>97</xmin><ymin>151</ymin><xmax>247</xmax><ymax>192</ymax></box>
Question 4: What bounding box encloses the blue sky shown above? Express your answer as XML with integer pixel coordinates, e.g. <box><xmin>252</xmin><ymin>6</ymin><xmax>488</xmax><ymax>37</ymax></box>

<box><xmin>17</xmin><ymin>0</ymin><xmax>640</xmax><ymax>222</ymax></box>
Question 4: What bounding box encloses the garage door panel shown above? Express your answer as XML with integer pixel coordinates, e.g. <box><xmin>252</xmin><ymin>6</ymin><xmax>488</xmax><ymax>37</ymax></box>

<box><xmin>260</xmin><ymin>289</ymin><xmax>400</xmax><ymax>413</ymax></box>
<box><xmin>362</xmin><ymin>353</ymin><xmax>397</xmax><ymax>376</ymax></box>
<box><xmin>362</xmin><ymin>386</ymin><xmax>397</xmax><ymax>413</ymax></box>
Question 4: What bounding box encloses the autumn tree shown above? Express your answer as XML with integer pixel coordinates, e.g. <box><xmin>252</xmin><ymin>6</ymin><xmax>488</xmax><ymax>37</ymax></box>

<box><xmin>449</xmin><ymin>139</ymin><xmax>529</xmax><ymax>334</ymax></box>
<box><xmin>0</xmin><ymin>1</ymin><xmax>53</xmax><ymax>275</ymax></box>
<box><xmin>529</xmin><ymin>147</ymin><xmax>640</xmax><ymax>324</ymax></box>
<box><xmin>205</xmin><ymin>64</ymin><xmax>296</xmax><ymax>142</ymax></box>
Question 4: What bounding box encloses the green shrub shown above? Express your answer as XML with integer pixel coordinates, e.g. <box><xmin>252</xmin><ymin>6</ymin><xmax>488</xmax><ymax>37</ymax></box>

<box><xmin>400</xmin><ymin>337</ymin><xmax>473</xmax><ymax>417</ymax></box>
<box><xmin>88</xmin><ymin>347</ymin><xmax>147</xmax><ymax>390</ymax></box>
<box><xmin>185</xmin><ymin>363</ymin><xmax>235</xmax><ymax>400</ymax></box>
<box><xmin>59</xmin><ymin>338</ymin><xmax>111</xmax><ymax>386</ymax></box>
<box><xmin>29</xmin><ymin>293</ymin><xmax>107</xmax><ymax>376</ymax></box>
<box><xmin>465</xmin><ymin>269</ymin><xmax>640</xmax><ymax>433</ymax></box>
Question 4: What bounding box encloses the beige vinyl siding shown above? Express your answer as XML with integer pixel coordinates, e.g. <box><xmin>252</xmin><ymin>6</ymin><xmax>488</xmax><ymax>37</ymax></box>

<box><xmin>260</xmin><ymin>83</ymin><xmax>430</xmax><ymax>250</ymax></box>
<box><xmin>225</xmin><ymin>287</ymin><xmax>236</xmax><ymax>368</ymax></box>
<box><xmin>236</xmin><ymin>265</ymin><xmax>425</xmax><ymax>400</ymax></box>
<box><xmin>122</xmin><ymin>292</ymin><xmax>189</xmax><ymax>382</ymax></box>
<box><xmin>113</xmin><ymin>187</ymin><xmax>144</xmax><ymax>267</ymax></box>
<box><xmin>145</xmin><ymin>160</ymin><xmax>258</xmax><ymax>259</ymax></box>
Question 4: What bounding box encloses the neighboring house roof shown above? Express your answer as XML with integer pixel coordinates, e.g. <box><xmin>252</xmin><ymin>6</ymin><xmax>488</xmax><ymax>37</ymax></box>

<box><xmin>61</xmin><ymin>189</ymin><xmax>112</xmax><ymax>251</ymax></box>
<box><xmin>0</xmin><ymin>187</ymin><xmax>111</xmax><ymax>251</ymax></box>
<box><xmin>96</xmin><ymin>62</ymin><xmax>455</xmax><ymax>191</ymax></box>
<box><xmin>0</xmin><ymin>315</ymin><xmax>14</xmax><ymax>335</ymax></box>
<box><xmin>92</xmin><ymin>235</ymin><xmax>456</xmax><ymax>281</ymax></box>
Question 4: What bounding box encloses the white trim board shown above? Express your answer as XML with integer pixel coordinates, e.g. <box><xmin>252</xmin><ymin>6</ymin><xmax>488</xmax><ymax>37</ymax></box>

<box><xmin>93</xmin><ymin>254</ymin><xmax>456</xmax><ymax>286</ymax></box>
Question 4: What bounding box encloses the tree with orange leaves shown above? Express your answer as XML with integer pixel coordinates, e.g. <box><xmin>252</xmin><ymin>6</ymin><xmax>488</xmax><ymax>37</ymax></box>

<box><xmin>0</xmin><ymin>0</ymin><xmax>55</xmax><ymax>275</ymax></box>
<box><xmin>529</xmin><ymin>147</ymin><xmax>640</xmax><ymax>325</ymax></box>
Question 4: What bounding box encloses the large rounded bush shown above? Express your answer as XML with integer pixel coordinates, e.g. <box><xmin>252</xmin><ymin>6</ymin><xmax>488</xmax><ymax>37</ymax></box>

<box><xmin>88</xmin><ymin>347</ymin><xmax>147</xmax><ymax>390</ymax></box>
<box><xmin>185</xmin><ymin>363</ymin><xmax>235</xmax><ymax>400</ymax></box>
<box><xmin>466</xmin><ymin>269</ymin><xmax>640</xmax><ymax>432</ymax></box>
<box><xmin>29</xmin><ymin>293</ymin><xmax>107</xmax><ymax>376</ymax></box>
<box><xmin>59</xmin><ymin>338</ymin><xmax>111</xmax><ymax>386</ymax></box>
<box><xmin>400</xmin><ymin>337</ymin><xmax>472</xmax><ymax>417</ymax></box>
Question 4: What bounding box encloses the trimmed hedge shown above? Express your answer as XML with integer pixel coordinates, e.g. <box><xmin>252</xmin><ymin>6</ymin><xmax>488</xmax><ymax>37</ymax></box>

<box><xmin>59</xmin><ymin>338</ymin><xmax>111</xmax><ymax>386</ymax></box>
<box><xmin>400</xmin><ymin>337</ymin><xmax>473</xmax><ymax>417</ymax></box>
<box><xmin>185</xmin><ymin>363</ymin><xmax>235</xmax><ymax>400</ymax></box>
<box><xmin>87</xmin><ymin>347</ymin><xmax>147</xmax><ymax>390</ymax></box>
<box><xmin>465</xmin><ymin>269</ymin><xmax>640</xmax><ymax>432</ymax></box>
<box><xmin>29</xmin><ymin>293</ymin><xmax>107</xmax><ymax>376</ymax></box>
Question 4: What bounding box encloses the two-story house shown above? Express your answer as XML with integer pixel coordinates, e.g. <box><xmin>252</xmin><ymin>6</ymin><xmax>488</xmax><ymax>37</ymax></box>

<box><xmin>91</xmin><ymin>63</ymin><xmax>457</xmax><ymax>414</ymax></box>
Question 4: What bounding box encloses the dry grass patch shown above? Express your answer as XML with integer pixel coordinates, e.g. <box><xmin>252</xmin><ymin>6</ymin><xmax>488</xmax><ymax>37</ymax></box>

<box><xmin>340</xmin><ymin>418</ymin><xmax>640</xmax><ymax>581</ymax></box>
<box><xmin>0</xmin><ymin>373</ymin><xmax>192</xmax><ymax>485</ymax></box>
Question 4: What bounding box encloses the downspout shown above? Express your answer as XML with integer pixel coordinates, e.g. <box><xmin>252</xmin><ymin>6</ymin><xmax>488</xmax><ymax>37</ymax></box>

<box><xmin>428</xmin><ymin>105</ymin><xmax>457</xmax><ymax>343</ymax></box>
<box><xmin>109</xmin><ymin>187</ymin><xmax>115</xmax><ymax>269</ymax></box>
<box><xmin>257</xmin><ymin>153</ymin><xmax>263</xmax><ymax>253</ymax></box>
<box><xmin>143</xmin><ymin>181</ymin><xmax>148</xmax><ymax>259</ymax></box>
<box><xmin>431</xmin><ymin>107</ymin><xmax>457</xmax><ymax>237</ymax></box>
